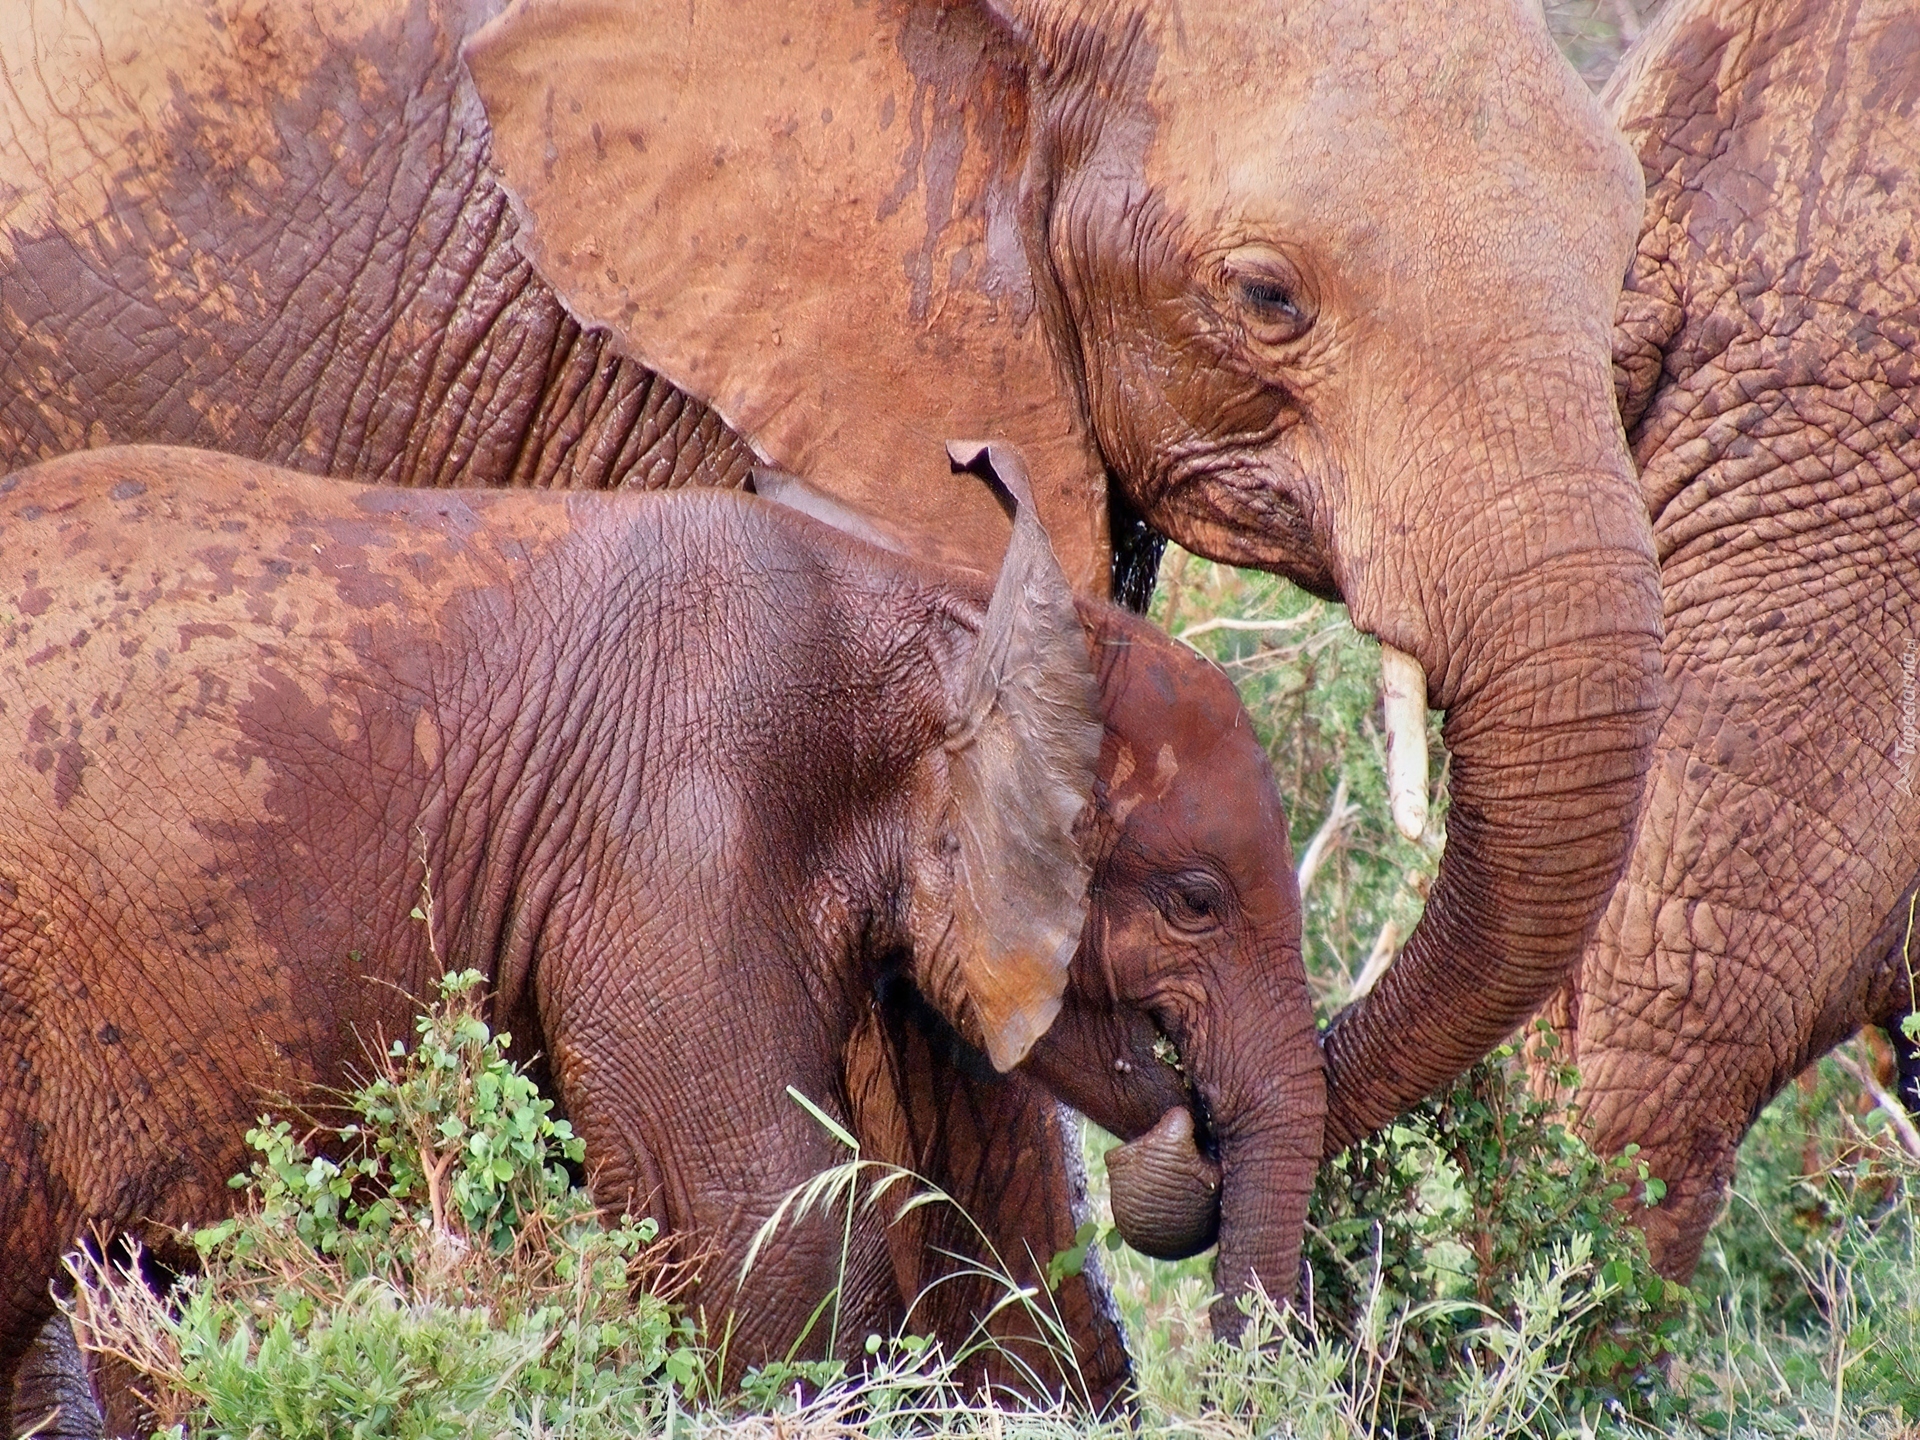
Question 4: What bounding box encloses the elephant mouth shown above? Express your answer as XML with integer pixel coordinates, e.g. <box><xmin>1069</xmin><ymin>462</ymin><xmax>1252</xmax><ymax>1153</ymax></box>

<box><xmin>1104</xmin><ymin>1103</ymin><xmax>1222</xmax><ymax>1260</ymax></box>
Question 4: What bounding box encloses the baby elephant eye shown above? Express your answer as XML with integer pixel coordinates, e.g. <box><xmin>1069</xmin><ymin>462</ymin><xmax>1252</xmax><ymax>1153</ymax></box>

<box><xmin>1158</xmin><ymin>875</ymin><xmax>1227</xmax><ymax>935</ymax></box>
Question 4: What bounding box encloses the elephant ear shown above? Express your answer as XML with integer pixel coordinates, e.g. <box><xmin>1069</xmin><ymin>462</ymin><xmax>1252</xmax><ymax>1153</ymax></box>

<box><xmin>921</xmin><ymin>441</ymin><xmax>1103</xmax><ymax>1072</ymax></box>
<box><xmin>463</xmin><ymin>0</ymin><xmax>1108</xmax><ymax>589</ymax></box>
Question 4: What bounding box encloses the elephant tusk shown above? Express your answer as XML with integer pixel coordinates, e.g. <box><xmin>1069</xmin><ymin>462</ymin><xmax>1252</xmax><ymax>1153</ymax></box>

<box><xmin>1380</xmin><ymin>645</ymin><xmax>1429</xmax><ymax>842</ymax></box>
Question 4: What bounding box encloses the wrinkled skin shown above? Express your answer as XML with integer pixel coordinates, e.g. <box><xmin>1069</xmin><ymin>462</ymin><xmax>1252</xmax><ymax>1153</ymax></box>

<box><xmin>0</xmin><ymin>446</ymin><xmax>1321</xmax><ymax>1427</ymax></box>
<box><xmin>9</xmin><ymin>1318</ymin><xmax>101</xmax><ymax>1440</ymax></box>
<box><xmin>1025</xmin><ymin>626</ymin><xmax>1323</xmax><ymax>1333</ymax></box>
<box><xmin>0</xmin><ymin>0</ymin><xmax>1663</xmax><ymax>1188</ymax></box>
<box><xmin>1539</xmin><ymin>0</ymin><xmax>1920</xmax><ymax>1279</ymax></box>
<box><xmin>0</xmin><ymin>0</ymin><xmax>752</xmax><ymax>500</ymax></box>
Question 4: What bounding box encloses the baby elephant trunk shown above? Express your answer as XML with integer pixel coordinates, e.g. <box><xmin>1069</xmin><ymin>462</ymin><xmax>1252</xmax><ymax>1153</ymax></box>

<box><xmin>1104</xmin><ymin>1105</ymin><xmax>1221</xmax><ymax>1259</ymax></box>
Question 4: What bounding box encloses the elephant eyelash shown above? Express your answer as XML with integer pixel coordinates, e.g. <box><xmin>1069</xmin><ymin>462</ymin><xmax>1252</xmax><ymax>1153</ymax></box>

<box><xmin>1219</xmin><ymin>252</ymin><xmax>1317</xmax><ymax>347</ymax></box>
<box><xmin>1237</xmin><ymin>277</ymin><xmax>1301</xmax><ymax>320</ymax></box>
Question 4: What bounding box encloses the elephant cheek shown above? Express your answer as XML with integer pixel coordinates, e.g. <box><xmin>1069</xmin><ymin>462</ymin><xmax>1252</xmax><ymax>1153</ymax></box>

<box><xmin>1104</xmin><ymin>1104</ymin><xmax>1222</xmax><ymax>1260</ymax></box>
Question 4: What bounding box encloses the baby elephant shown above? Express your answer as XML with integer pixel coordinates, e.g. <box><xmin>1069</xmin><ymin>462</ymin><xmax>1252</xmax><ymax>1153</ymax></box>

<box><xmin>0</xmin><ymin>443</ymin><xmax>1320</xmax><ymax>1417</ymax></box>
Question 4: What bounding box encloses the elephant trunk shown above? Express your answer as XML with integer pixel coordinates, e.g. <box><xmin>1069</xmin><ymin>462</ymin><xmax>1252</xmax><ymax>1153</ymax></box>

<box><xmin>1322</xmin><ymin>390</ymin><xmax>1664</xmax><ymax>1151</ymax></box>
<box><xmin>1105</xmin><ymin>1104</ymin><xmax>1220</xmax><ymax>1259</ymax></box>
<box><xmin>1101</xmin><ymin>965</ymin><xmax>1323</xmax><ymax>1339</ymax></box>
<box><xmin>1207</xmin><ymin>1060</ymin><xmax>1323</xmax><ymax>1341</ymax></box>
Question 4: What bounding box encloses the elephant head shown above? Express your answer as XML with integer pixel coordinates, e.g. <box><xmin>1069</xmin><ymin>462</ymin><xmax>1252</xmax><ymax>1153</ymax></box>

<box><xmin>466</xmin><ymin>0</ymin><xmax>1667</xmax><ymax>1157</ymax></box>
<box><xmin>1022</xmin><ymin>618</ymin><xmax>1321</xmax><ymax>1334</ymax></box>
<box><xmin>760</xmin><ymin>448</ymin><xmax>1318</xmax><ymax>1335</ymax></box>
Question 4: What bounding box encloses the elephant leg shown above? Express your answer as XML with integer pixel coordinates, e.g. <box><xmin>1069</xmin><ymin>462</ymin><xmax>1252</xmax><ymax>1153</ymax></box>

<box><xmin>1575</xmin><ymin>1026</ymin><xmax>1755</xmax><ymax>1279</ymax></box>
<box><xmin>539</xmin><ymin>964</ymin><xmax>899</xmax><ymax>1378</ymax></box>
<box><xmin>1565</xmin><ymin>732</ymin><xmax>1799</xmax><ymax>1275</ymax></box>
<box><xmin>10</xmin><ymin>1317</ymin><xmax>102</xmax><ymax>1440</ymax></box>
<box><xmin>35</xmin><ymin>1242</ymin><xmax>170</xmax><ymax>1440</ymax></box>
<box><xmin>0</xmin><ymin>1154</ymin><xmax>65</xmax><ymax>1438</ymax></box>
<box><xmin>930</xmin><ymin>1074</ymin><xmax>1130</xmax><ymax>1409</ymax></box>
<box><xmin>846</xmin><ymin>992</ymin><xmax>1131</xmax><ymax>1410</ymax></box>
<box><xmin>1577</xmin><ymin>901</ymin><xmax>1919</xmax><ymax>1278</ymax></box>
<box><xmin>1570</xmin><ymin>635</ymin><xmax>1920</xmax><ymax>1279</ymax></box>
<box><xmin>563</xmin><ymin>1076</ymin><xmax>896</xmax><ymax>1374</ymax></box>
<box><xmin>0</xmin><ymin>1300</ymin><xmax>55</xmax><ymax>1440</ymax></box>
<box><xmin>1573</xmin><ymin>841</ymin><xmax>1893</xmax><ymax>1275</ymax></box>
<box><xmin>1525</xmin><ymin>979</ymin><xmax>1581</xmax><ymax>1107</ymax></box>
<box><xmin>1869</xmin><ymin>881</ymin><xmax>1920</xmax><ymax>1115</ymax></box>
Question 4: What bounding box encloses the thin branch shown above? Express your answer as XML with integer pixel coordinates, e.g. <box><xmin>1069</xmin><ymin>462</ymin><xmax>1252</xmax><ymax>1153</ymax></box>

<box><xmin>1831</xmin><ymin>1043</ymin><xmax>1920</xmax><ymax>1162</ymax></box>
<box><xmin>1296</xmin><ymin>776</ymin><xmax>1356</xmax><ymax>900</ymax></box>
<box><xmin>1175</xmin><ymin>611</ymin><xmax>1323</xmax><ymax>645</ymax></box>
<box><xmin>1349</xmin><ymin>916</ymin><xmax>1401</xmax><ymax>1001</ymax></box>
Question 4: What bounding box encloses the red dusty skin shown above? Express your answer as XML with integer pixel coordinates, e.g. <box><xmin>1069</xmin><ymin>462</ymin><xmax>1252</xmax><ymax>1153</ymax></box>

<box><xmin>1023</xmin><ymin>618</ymin><xmax>1326</xmax><ymax>1338</ymax></box>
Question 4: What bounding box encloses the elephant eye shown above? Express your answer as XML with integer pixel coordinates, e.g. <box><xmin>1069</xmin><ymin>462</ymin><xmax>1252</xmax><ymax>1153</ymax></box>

<box><xmin>1237</xmin><ymin>277</ymin><xmax>1298</xmax><ymax>318</ymax></box>
<box><xmin>1222</xmin><ymin>249</ymin><xmax>1315</xmax><ymax>347</ymax></box>
<box><xmin>1157</xmin><ymin>874</ymin><xmax>1227</xmax><ymax>936</ymax></box>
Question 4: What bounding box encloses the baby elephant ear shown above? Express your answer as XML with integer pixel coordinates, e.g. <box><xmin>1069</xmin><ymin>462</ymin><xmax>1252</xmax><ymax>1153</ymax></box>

<box><xmin>937</xmin><ymin>441</ymin><xmax>1104</xmax><ymax>1072</ymax></box>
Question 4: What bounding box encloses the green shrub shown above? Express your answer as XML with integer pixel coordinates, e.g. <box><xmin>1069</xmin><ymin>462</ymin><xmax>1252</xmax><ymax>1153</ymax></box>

<box><xmin>69</xmin><ymin>970</ymin><xmax>701</xmax><ymax>1439</ymax></box>
<box><xmin>1299</xmin><ymin>1034</ymin><xmax>1690</xmax><ymax>1436</ymax></box>
<box><xmin>1685</xmin><ymin>1049</ymin><xmax>1920</xmax><ymax>1433</ymax></box>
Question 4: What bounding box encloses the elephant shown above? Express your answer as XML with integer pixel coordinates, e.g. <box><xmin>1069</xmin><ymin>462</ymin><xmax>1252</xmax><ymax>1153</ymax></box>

<box><xmin>0</xmin><ymin>0</ymin><xmax>1668</xmax><ymax>1166</ymax></box>
<box><xmin>0</xmin><ymin>441</ymin><xmax>1322</xmax><ymax>1425</ymax></box>
<box><xmin>1538</xmin><ymin>0</ymin><xmax>1920</xmax><ymax>1278</ymax></box>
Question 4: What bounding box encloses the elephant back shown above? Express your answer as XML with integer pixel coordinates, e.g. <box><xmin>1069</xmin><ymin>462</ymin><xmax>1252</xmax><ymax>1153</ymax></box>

<box><xmin>0</xmin><ymin>0</ymin><xmax>752</xmax><ymax>496</ymax></box>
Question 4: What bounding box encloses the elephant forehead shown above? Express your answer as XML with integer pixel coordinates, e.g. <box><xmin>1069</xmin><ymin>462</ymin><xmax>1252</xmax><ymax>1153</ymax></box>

<box><xmin>1140</xmin><ymin>0</ymin><xmax>1640</xmax><ymax>301</ymax></box>
<box><xmin>1100</xmin><ymin>634</ymin><xmax>1288</xmax><ymax>847</ymax></box>
<box><xmin>1107</xmin><ymin>630</ymin><xmax>1250</xmax><ymax>750</ymax></box>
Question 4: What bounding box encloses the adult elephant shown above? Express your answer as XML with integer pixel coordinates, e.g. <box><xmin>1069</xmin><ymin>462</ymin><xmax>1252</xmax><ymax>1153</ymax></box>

<box><xmin>0</xmin><ymin>0</ymin><xmax>1664</xmax><ymax>1171</ymax></box>
<box><xmin>1543</xmin><ymin>0</ymin><xmax>1920</xmax><ymax>1277</ymax></box>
